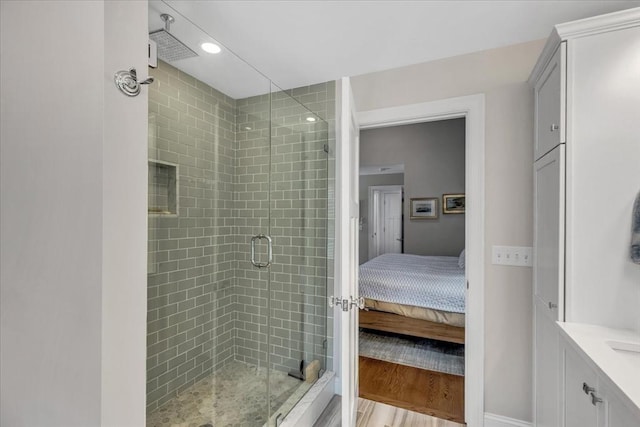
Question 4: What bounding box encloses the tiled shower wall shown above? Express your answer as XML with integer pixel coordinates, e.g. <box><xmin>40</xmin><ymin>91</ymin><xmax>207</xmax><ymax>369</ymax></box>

<box><xmin>147</xmin><ymin>60</ymin><xmax>237</xmax><ymax>412</ymax></box>
<box><xmin>147</xmin><ymin>60</ymin><xmax>335</xmax><ymax>412</ymax></box>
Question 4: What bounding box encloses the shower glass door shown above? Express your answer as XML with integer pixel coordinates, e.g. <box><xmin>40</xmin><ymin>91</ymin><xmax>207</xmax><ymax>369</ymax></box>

<box><xmin>266</xmin><ymin>85</ymin><xmax>329</xmax><ymax>424</ymax></box>
<box><xmin>146</xmin><ymin>2</ymin><xmax>330</xmax><ymax>426</ymax></box>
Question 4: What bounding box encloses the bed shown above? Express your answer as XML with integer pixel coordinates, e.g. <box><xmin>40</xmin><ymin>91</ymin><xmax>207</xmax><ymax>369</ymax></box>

<box><xmin>358</xmin><ymin>253</ymin><xmax>466</xmax><ymax>344</ymax></box>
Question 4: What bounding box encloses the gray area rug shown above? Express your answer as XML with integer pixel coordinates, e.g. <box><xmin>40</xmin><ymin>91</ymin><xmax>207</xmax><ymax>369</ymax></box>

<box><xmin>359</xmin><ymin>329</ymin><xmax>465</xmax><ymax>376</ymax></box>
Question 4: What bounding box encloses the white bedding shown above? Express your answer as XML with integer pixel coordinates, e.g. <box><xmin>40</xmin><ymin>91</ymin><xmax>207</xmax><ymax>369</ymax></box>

<box><xmin>359</xmin><ymin>253</ymin><xmax>466</xmax><ymax>314</ymax></box>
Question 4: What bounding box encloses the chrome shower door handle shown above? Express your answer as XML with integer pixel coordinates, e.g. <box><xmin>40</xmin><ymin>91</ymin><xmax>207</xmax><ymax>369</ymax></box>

<box><xmin>250</xmin><ymin>234</ymin><xmax>273</xmax><ymax>268</ymax></box>
<box><xmin>264</xmin><ymin>234</ymin><xmax>273</xmax><ymax>267</ymax></box>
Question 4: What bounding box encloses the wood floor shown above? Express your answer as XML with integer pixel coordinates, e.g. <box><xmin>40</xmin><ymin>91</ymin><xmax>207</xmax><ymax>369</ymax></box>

<box><xmin>358</xmin><ymin>357</ymin><xmax>465</xmax><ymax>424</ymax></box>
<box><xmin>313</xmin><ymin>396</ymin><xmax>465</xmax><ymax>427</ymax></box>
<box><xmin>357</xmin><ymin>398</ymin><xmax>465</xmax><ymax>427</ymax></box>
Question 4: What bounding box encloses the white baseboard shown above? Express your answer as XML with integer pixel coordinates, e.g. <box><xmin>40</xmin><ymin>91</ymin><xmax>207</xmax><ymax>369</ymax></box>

<box><xmin>484</xmin><ymin>413</ymin><xmax>532</xmax><ymax>427</ymax></box>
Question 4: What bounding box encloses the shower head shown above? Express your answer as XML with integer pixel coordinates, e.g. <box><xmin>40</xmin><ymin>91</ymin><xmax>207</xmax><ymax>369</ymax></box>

<box><xmin>149</xmin><ymin>13</ymin><xmax>198</xmax><ymax>63</ymax></box>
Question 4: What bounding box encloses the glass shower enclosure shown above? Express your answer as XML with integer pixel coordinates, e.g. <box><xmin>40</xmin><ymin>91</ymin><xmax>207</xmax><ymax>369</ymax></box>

<box><xmin>146</xmin><ymin>2</ymin><xmax>332</xmax><ymax>425</ymax></box>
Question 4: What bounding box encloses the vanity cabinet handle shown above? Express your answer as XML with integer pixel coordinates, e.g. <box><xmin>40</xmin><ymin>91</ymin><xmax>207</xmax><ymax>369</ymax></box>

<box><xmin>550</xmin><ymin>124</ymin><xmax>559</xmax><ymax>132</ymax></box>
<box><xmin>590</xmin><ymin>392</ymin><xmax>603</xmax><ymax>406</ymax></box>
<box><xmin>548</xmin><ymin>302</ymin><xmax>558</xmax><ymax>310</ymax></box>
<box><xmin>582</xmin><ymin>382</ymin><xmax>595</xmax><ymax>395</ymax></box>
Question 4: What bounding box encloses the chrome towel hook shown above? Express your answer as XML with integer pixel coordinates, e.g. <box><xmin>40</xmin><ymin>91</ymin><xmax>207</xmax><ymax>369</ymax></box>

<box><xmin>114</xmin><ymin>67</ymin><xmax>154</xmax><ymax>97</ymax></box>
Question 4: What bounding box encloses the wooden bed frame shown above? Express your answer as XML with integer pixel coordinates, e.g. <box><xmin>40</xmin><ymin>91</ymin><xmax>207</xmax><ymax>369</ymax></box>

<box><xmin>359</xmin><ymin>309</ymin><xmax>465</xmax><ymax>344</ymax></box>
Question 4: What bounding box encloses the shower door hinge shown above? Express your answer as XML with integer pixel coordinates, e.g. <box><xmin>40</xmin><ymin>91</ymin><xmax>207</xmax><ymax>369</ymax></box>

<box><xmin>329</xmin><ymin>296</ymin><xmax>364</xmax><ymax>311</ymax></box>
<box><xmin>329</xmin><ymin>296</ymin><xmax>349</xmax><ymax>311</ymax></box>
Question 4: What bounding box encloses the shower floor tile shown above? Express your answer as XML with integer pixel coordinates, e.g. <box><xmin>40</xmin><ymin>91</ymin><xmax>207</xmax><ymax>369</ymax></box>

<box><xmin>147</xmin><ymin>361</ymin><xmax>306</xmax><ymax>427</ymax></box>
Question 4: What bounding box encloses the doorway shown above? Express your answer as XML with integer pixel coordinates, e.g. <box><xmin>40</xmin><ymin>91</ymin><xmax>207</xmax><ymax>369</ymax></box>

<box><xmin>335</xmin><ymin>93</ymin><xmax>485</xmax><ymax>426</ymax></box>
<box><xmin>357</xmin><ymin>118</ymin><xmax>465</xmax><ymax>423</ymax></box>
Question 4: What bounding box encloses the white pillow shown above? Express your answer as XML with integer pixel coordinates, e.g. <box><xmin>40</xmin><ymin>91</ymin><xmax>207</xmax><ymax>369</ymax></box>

<box><xmin>458</xmin><ymin>249</ymin><xmax>466</xmax><ymax>269</ymax></box>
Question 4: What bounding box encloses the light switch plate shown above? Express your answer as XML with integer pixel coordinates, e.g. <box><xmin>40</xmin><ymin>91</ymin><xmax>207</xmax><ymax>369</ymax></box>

<box><xmin>492</xmin><ymin>245</ymin><xmax>533</xmax><ymax>267</ymax></box>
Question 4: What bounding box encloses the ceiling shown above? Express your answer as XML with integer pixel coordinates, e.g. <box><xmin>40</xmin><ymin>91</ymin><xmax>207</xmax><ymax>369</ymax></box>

<box><xmin>150</xmin><ymin>1</ymin><xmax>640</xmax><ymax>99</ymax></box>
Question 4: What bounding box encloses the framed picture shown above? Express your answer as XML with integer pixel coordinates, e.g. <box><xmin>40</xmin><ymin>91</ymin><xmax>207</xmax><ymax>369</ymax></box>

<box><xmin>443</xmin><ymin>193</ymin><xmax>465</xmax><ymax>214</ymax></box>
<box><xmin>410</xmin><ymin>197</ymin><xmax>438</xmax><ymax>220</ymax></box>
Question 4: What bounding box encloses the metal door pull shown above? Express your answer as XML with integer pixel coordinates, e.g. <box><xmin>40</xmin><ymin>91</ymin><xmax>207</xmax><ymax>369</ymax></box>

<box><xmin>250</xmin><ymin>234</ymin><xmax>273</xmax><ymax>268</ymax></box>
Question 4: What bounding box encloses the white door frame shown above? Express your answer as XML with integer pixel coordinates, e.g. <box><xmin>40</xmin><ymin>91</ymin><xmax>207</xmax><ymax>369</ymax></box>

<box><xmin>335</xmin><ymin>77</ymin><xmax>361</xmax><ymax>426</ymax></box>
<box><xmin>368</xmin><ymin>185</ymin><xmax>403</xmax><ymax>260</ymax></box>
<box><xmin>336</xmin><ymin>94</ymin><xmax>485</xmax><ymax>425</ymax></box>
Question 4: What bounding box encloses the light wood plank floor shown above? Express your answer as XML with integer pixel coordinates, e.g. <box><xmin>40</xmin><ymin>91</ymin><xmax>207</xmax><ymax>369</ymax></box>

<box><xmin>357</xmin><ymin>398</ymin><xmax>465</xmax><ymax>427</ymax></box>
<box><xmin>314</xmin><ymin>396</ymin><xmax>465</xmax><ymax>427</ymax></box>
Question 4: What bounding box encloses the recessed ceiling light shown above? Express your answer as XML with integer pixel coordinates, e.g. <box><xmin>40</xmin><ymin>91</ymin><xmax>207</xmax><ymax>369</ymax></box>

<box><xmin>306</xmin><ymin>116</ymin><xmax>316</xmax><ymax>122</ymax></box>
<box><xmin>201</xmin><ymin>42</ymin><xmax>221</xmax><ymax>54</ymax></box>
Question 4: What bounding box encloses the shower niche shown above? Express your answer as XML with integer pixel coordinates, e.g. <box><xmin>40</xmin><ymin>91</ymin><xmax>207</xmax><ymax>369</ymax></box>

<box><xmin>148</xmin><ymin>160</ymin><xmax>177</xmax><ymax>216</ymax></box>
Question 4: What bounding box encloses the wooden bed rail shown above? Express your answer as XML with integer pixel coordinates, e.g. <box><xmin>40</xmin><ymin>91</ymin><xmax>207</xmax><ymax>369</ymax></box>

<box><xmin>359</xmin><ymin>309</ymin><xmax>465</xmax><ymax>344</ymax></box>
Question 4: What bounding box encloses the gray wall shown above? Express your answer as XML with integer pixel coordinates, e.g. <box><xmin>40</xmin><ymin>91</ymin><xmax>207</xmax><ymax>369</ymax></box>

<box><xmin>358</xmin><ymin>173</ymin><xmax>404</xmax><ymax>264</ymax></box>
<box><xmin>352</xmin><ymin>39</ymin><xmax>545</xmax><ymax>422</ymax></box>
<box><xmin>360</xmin><ymin>120</ymin><xmax>465</xmax><ymax>258</ymax></box>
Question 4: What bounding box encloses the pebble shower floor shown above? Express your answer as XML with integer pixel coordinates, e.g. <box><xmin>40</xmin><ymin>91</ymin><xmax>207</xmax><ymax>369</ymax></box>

<box><xmin>146</xmin><ymin>360</ymin><xmax>311</xmax><ymax>427</ymax></box>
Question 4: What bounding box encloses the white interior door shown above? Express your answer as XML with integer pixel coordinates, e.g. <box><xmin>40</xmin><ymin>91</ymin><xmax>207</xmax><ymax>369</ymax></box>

<box><xmin>337</xmin><ymin>76</ymin><xmax>359</xmax><ymax>427</ymax></box>
<box><xmin>368</xmin><ymin>185</ymin><xmax>402</xmax><ymax>260</ymax></box>
<box><xmin>382</xmin><ymin>190</ymin><xmax>402</xmax><ymax>254</ymax></box>
<box><xmin>369</xmin><ymin>190</ymin><xmax>381</xmax><ymax>259</ymax></box>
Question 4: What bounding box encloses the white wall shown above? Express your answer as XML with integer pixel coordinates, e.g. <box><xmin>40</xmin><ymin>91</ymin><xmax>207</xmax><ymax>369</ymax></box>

<box><xmin>102</xmin><ymin>1</ymin><xmax>148</xmax><ymax>425</ymax></box>
<box><xmin>565</xmin><ymin>25</ymin><xmax>640</xmax><ymax>333</ymax></box>
<box><xmin>0</xmin><ymin>1</ymin><xmax>147</xmax><ymax>425</ymax></box>
<box><xmin>352</xmin><ymin>39</ymin><xmax>546</xmax><ymax>422</ymax></box>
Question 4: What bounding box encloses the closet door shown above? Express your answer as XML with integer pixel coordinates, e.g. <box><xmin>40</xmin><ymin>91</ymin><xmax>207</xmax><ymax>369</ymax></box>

<box><xmin>533</xmin><ymin>145</ymin><xmax>565</xmax><ymax>320</ymax></box>
<box><xmin>381</xmin><ymin>190</ymin><xmax>402</xmax><ymax>254</ymax></box>
<box><xmin>534</xmin><ymin>43</ymin><xmax>566</xmax><ymax>161</ymax></box>
<box><xmin>533</xmin><ymin>145</ymin><xmax>564</xmax><ymax>427</ymax></box>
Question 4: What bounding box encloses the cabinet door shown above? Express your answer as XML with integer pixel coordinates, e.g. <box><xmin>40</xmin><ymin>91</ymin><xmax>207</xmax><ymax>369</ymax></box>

<box><xmin>564</xmin><ymin>345</ymin><xmax>599</xmax><ymax>427</ymax></box>
<box><xmin>533</xmin><ymin>145</ymin><xmax>565</xmax><ymax>320</ymax></box>
<box><xmin>601</xmin><ymin>382</ymin><xmax>640</xmax><ymax>427</ymax></box>
<box><xmin>607</xmin><ymin>398</ymin><xmax>639</xmax><ymax>427</ymax></box>
<box><xmin>534</xmin><ymin>302</ymin><xmax>560</xmax><ymax>427</ymax></box>
<box><xmin>534</xmin><ymin>43</ymin><xmax>566</xmax><ymax>161</ymax></box>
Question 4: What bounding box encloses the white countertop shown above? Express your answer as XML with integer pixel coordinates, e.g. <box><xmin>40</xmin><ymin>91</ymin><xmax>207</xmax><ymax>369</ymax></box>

<box><xmin>558</xmin><ymin>322</ymin><xmax>640</xmax><ymax>414</ymax></box>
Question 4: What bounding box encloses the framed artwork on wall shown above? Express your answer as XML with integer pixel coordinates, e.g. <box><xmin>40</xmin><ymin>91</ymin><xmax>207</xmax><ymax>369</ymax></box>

<box><xmin>410</xmin><ymin>197</ymin><xmax>438</xmax><ymax>219</ymax></box>
<box><xmin>443</xmin><ymin>193</ymin><xmax>465</xmax><ymax>214</ymax></box>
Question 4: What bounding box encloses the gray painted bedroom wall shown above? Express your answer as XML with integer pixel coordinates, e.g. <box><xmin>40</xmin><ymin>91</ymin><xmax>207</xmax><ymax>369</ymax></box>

<box><xmin>360</xmin><ymin>120</ymin><xmax>465</xmax><ymax>259</ymax></box>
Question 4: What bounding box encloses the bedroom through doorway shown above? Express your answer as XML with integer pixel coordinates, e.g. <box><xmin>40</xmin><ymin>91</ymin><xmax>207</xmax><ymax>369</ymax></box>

<box><xmin>356</xmin><ymin>118</ymin><xmax>467</xmax><ymax>425</ymax></box>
